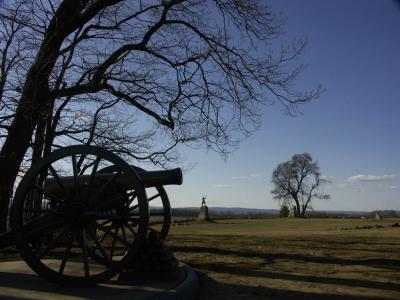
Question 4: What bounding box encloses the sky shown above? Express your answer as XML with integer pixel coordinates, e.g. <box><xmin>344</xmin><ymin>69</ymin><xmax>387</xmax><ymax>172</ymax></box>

<box><xmin>166</xmin><ymin>0</ymin><xmax>400</xmax><ymax>212</ymax></box>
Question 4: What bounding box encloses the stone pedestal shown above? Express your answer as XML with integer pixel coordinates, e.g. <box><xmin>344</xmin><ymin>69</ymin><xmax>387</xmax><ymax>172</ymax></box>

<box><xmin>198</xmin><ymin>205</ymin><xmax>210</xmax><ymax>221</ymax></box>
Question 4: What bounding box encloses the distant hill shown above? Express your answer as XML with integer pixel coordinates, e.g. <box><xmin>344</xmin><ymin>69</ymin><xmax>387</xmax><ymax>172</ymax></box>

<box><xmin>307</xmin><ymin>210</ymin><xmax>399</xmax><ymax>218</ymax></box>
<box><xmin>162</xmin><ymin>206</ymin><xmax>400</xmax><ymax>218</ymax></box>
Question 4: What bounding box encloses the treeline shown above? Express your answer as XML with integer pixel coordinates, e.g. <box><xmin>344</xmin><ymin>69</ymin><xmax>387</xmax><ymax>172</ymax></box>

<box><xmin>302</xmin><ymin>210</ymin><xmax>398</xmax><ymax>218</ymax></box>
<box><xmin>170</xmin><ymin>207</ymin><xmax>400</xmax><ymax>219</ymax></box>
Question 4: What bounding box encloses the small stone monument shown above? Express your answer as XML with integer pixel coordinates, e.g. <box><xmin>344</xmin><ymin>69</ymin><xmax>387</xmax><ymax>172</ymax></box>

<box><xmin>288</xmin><ymin>205</ymin><xmax>297</xmax><ymax>218</ymax></box>
<box><xmin>375</xmin><ymin>212</ymin><xmax>383</xmax><ymax>221</ymax></box>
<box><xmin>198</xmin><ymin>196</ymin><xmax>210</xmax><ymax>221</ymax></box>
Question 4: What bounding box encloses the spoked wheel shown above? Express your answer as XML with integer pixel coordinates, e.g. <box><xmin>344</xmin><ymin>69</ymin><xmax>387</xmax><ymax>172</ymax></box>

<box><xmin>98</xmin><ymin>166</ymin><xmax>171</xmax><ymax>240</ymax></box>
<box><xmin>11</xmin><ymin>145</ymin><xmax>149</xmax><ymax>286</ymax></box>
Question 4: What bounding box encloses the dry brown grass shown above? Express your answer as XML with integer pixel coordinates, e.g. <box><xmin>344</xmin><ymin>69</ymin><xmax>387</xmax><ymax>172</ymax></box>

<box><xmin>167</xmin><ymin>218</ymin><xmax>400</xmax><ymax>300</ymax></box>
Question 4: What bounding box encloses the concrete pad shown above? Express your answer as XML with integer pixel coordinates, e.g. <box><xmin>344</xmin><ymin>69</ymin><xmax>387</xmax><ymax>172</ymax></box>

<box><xmin>0</xmin><ymin>260</ymin><xmax>198</xmax><ymax>300</ymax></box>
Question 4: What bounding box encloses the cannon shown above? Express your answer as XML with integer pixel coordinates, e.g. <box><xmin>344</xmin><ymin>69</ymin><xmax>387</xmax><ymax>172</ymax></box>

<box><xmin>0</xmin><ymin>145</ymin><xmax>182</xmax><ymax>286</ymax></box>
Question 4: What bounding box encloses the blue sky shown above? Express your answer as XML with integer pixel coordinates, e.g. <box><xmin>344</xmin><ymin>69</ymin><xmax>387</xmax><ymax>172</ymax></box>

<box><xmin>166</xmin><ymin>0</ymin><xmax>400</xmax><ymax>211</ymax></box>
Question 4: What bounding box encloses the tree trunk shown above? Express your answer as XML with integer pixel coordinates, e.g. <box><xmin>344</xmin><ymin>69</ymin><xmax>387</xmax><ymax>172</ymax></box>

<box><xmin>43</xmin><ymin>100</ymin><xmax>56</xmax><ymax>158</ymax></box>
<box><xmin>31</xmin><ymin>118</ymin><xmax>47</xmax><ymax>164</ymax></box>
<box><xmin>31</xmin><ymin>99</ymin><xmax>55</xmax><ymax>163</ymax></box>
<box><xmin>301</xmin><ymin>204</ymin><xmax>306</xmax><ymax>218</ymax></box>
<box><xmin>0</xmin><ymin>76</ymin><xmax>51</xmax><ymax>232</ymax></box>
<box><xmin>293</xmin><ymin>196</ymin><xmax>302</xmax><ymax>218</ymax></box>
<box><xmin>0</xmin><ymin>102</ymin><xmax>37</xmax><ymax>232</ymax></box>
<box><xmin>0</xmin><ymin>0</ymin><xmax>84</xmax><ymax>232</ymax></box>
<box><xmin>0</xmin><ymin>35</ymin><xmax>61</xmax><ymax>233</ymax></box>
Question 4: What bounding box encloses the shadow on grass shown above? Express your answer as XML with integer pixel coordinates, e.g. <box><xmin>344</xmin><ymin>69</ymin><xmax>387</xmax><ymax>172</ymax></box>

<box><xmin>191</xmin><ymin>262</ymin><xmax>400</xmax><ymax>292</ymax></box>
<box><xmin>290</xmin><ymin>238</ymin><xmax>400</xmax><ymax>248</ymax></box>
<box><xmin>170</xmin><ymin>245</ymin><xmax>400</xmax><ymax>272</ymax></box>
<box><xmin>170</xmin><ymin>240</ymin><xmax>400</xmax><ymax>297</ymax></box>
<box><xmin>294</xmin><ymin>245</ymin><xmax>400</xmax><ymax>254</ymax></box>
<box><xmin>197</xmin><ymin>271</ymin><xmax>395</xmax><ymax>300</ymax></box>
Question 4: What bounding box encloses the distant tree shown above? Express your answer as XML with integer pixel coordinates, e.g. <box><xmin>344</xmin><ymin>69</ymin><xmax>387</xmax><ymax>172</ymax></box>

<box><xmin>279</xmin><ymin>205</ymin><xmax>289</xmax><ymax>217</ymax></box>
<box><xmin>271</xmin><ymin>153</ymin><xmax>330</xmax><ymax>218</ymax></box>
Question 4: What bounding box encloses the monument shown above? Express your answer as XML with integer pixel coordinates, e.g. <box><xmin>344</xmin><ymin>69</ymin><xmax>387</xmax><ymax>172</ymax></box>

<box><xmin>198</xmin><ymin>196</ymin><xmax>211</xmax><ymax>221</ymax></box>
<box><xmin>375</xmin><ymin>212</ymin><xmax>383</xmax><ymax>221</ymax></box>
<box><xmin>288</xmin><ymin>205</ymin><xmax>297</xmax><ymax>217</ymax></box>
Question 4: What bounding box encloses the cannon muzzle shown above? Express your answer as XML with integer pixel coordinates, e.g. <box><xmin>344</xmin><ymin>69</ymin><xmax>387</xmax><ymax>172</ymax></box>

<box><xmin>43</xmin><ymin>168</ymin><xmax>183</xmax><ymax>195</ymax></box>
<box><xmin>138</xmin><ymin>168</ymin><xmax>183</xmax><ymax>187</ymax></box>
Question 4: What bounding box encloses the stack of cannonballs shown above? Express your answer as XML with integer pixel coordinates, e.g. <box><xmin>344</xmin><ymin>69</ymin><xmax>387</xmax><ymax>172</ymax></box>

<box><xmin>126</xmin><ymin>232</ymin><xmax>179</xmax><ymax>273</ymax></box>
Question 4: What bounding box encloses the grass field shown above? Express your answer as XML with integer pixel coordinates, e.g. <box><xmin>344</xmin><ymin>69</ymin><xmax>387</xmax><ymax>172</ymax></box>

<box><xmin>166</xmin><ymin>218</ymin><xmax>400</xmax><ymax>300</ymax></box>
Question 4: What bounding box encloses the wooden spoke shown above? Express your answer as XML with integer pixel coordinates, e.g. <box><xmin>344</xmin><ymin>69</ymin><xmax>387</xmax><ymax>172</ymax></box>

<box><xmin>99</xmin><ymin>219</ymin><xmax>112</xmax><ymax>227</ymax></box>
<box><xmin>23</xmin><ymin>214</ymin><xmax>65</xmax><ymax>240</ymax></box>
<box><xmin>128</xmin><ymin>205</ymin><xmax>139</xmax><ymax>212</ymax></box>
<box><xmin>96</xmin><ymin>224</ymin><xmax>132</xmax><ymax>247</ymax></box>
<box><xmin>120</xmin><ymin>226</ymin><xmax>128</xmax><ymax>248</ymax></box>
<box><xmin>88</xmin><ymin>157</ymin><xmax>101</xmax><ymax>189</ymax></box>
<box><xmin>110</xmin><ymin>226</ymin><xmax>119</xmax><ymax>259</ymax></box>
<box><xmin>87</xmin><ymin>227</ymin><xmax>114</xmax><ymax>267</ymax></box>
<box><xmin>149</xmin><ymin>227</ymin><xmax>160</xmax><ymax>234</ymax></box>
<box><xmin>126</xmin><ymin>191</ymin><xmax>137</xmax><ymax>198</ymax></box>
<box><xmin>98</xmin><ymin>222</ymin><xmax>118</xmax><ymax>243</ymax></box>
<box><xmin>49</xmin><ymin>166</ymin><xmax>70</xmax><ymax>198</ymax></box>
<box><xmin>128</xmin><ymin>201</ymin><xmax>140</xmax><ymax>211</ymax></box>
<box><xmin>127</xmin><ymin>192</ymin><xmax>157</xmax><ymax>211</ymax></box>
<box><xmin>58</xmin><ymin>234</ymin><xmax>74</xmax><ymax>275</ymax></box>
<box><xmin>128</xmin><ymin>192</ymin><xmax>160</xmax><ymax>212</ymax></box>
<box><xmin>71</xmin><ymin>155</ymin><xmax>81</xmax><ymax>200</ymax></box>
<box><xmin>72</xmin><ymin>154</ymin><xmax>79</xmax><ymax>180</ymax></box>
<box><xmin>76</xmin><ymin>153</ymin><xmax>87</xmax><ymax>174</ymax></box>
<box><xmin>98</xmin><ymin>230</ymin><xmax>109</xmax><ymax>243</ymax></box>
<box><xmin>96</xmin><ymin>224</ymin><xmax>114</xmax><ymax>239</ymax></box>
<box><xmin>148</xmin><ymin>193</ymin><xmax>160</xmax><ymax>202</ymax></box>
<box><xmin>81</xmin><ymin>229</ymin><xmax>90</xmax><ymax>278</ymax></box>
<box><xmin>125</xmin><ymin>223</ymin><xmax>137</xmax><ymax>236</ymax></box>
<box><xmin>38</xmin><ymin>226</ymin><xmax>70</xmax><ymax>259</ymax></box>
<box><xmin>125</xmin><ymin>191</ymin><xmax>137</xmax><ymax>208</ymax></box>
<box><xmin>91</xmin><ymin>171</ymin><xmax>122</xmax><ymax>207</ymax></box>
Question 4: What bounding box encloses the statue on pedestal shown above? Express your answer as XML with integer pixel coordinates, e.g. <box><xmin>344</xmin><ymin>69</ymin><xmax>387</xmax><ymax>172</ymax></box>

<box><xmin>198</xmin><ymin>195</ymin><xmax>210</xmax><ymax>220</ymax></box>
<box><xmin>201</xmin><ymin>196</ymin><xmax>207</xmax><ymax>207</ymax></box>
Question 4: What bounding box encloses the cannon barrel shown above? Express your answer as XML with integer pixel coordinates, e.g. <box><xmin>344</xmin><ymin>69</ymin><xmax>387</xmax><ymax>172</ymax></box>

<box><xmin>136</xmin><ymin>168</ymin><xmax>183</xmax><ymax>187</ymax></box>
<box><xmin>43</xmin><ymin>168</ymin><xmax>183</xmax><ymax>195</ymax></box>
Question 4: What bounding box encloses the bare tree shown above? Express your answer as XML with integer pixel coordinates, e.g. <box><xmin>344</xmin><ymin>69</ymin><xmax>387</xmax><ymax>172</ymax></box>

<box><xmin>271</xmin><ymin>153</ymin><xmax>330</xmax><ymax>217</ymax></box>
<box><xmin>0</xmin><ymin>3</ymin><xmax>30</xmax><ymax>139</ymax></box>
<box><xmin>50</xmin><ymin>95</ymin><xmax>181</xmax><ymax>166</ymax></box>
<box><xmin>0</xmin><ymin>0</ymin><xmax>321</xmax><ymax>232</ymax></box>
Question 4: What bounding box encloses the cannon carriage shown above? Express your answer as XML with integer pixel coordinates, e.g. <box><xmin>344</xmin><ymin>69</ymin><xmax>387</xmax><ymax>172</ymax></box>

<box><xmin>0</xmin><ymin>145</ymin><xmax>182</xmax><ymax>286</ymax></box>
